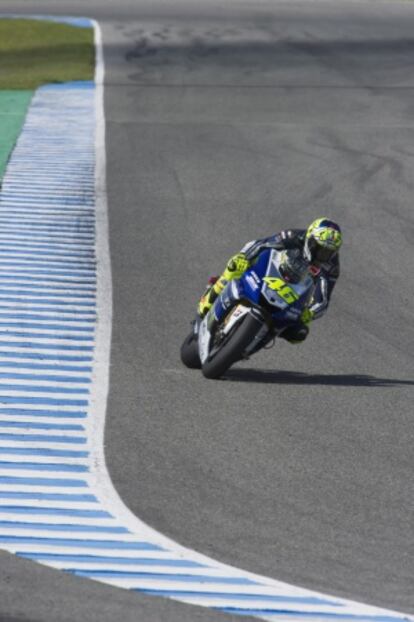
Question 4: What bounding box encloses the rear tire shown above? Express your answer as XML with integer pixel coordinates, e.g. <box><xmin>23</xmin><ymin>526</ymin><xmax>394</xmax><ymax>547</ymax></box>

<box><xmin>180</xmin><ymin>331</ymin><xmax>201</xmax><ymax>369</ymax></box>
<box><xmin>202</xmin><ymin>314</ymin><xmax>263</xmax><ymax>379</ymax></box>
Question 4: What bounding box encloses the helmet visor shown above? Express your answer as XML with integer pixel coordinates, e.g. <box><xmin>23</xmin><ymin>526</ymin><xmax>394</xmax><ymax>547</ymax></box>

<box><xmin>307</xmin><ymin>237</ymin><xmax>337</xmax><ymax>264</ymax></box>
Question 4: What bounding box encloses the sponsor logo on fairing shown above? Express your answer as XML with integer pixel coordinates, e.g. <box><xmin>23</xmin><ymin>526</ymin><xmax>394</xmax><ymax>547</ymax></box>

<box><xmin>246</xmin><ymin>275</ymin><xmax>259</xmax><ymax>291</ymax></box>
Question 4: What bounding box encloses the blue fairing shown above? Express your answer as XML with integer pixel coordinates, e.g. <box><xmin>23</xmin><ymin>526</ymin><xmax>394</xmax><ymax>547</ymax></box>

<box><xmin>238</xmin><ymin>251</ymin><xmax>270</xmax><ymax>305</ymax></box>
<box><xmin>238</xmin><ymin>250</ymin><xmax>312</xmax><ymax>327</ymax></box>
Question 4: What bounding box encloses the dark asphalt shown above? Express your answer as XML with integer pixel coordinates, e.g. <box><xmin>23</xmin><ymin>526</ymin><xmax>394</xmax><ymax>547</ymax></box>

<box><xmin>0</xmin><ymin>549</ymin><xmax>246</xmax><ymax>622</ymax></box>
<box><xmin>1</xmin><ymin>1</ymin><xmax>413</xmax><ymax>621</ymax></box>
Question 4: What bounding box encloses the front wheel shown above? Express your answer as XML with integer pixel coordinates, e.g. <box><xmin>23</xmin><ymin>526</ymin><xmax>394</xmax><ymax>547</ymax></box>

<box><xmin>180</xmin><ymin>331</ymin><xmax>201</xmax><ymax>369</ymax></box>
<box><xmin>202</xmin><ymin>314</ymin><xmax>264</xmax><ymax>379</ymax></box>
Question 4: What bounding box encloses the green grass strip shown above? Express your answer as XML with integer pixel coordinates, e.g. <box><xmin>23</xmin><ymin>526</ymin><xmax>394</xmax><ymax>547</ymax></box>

<box><xmin>0</xmin><ymin>18</ymin><xmax>94</xmax><ymax>179</ymax></box>
<box><xmin>0</xmin><ymin>90</ymin><xmax>33</xmax><ymax>178</ymax></box>
<box><xmin>0</xmin><ymin>18</ymin><xmax>94</xmax><ymax>89</ymax></box>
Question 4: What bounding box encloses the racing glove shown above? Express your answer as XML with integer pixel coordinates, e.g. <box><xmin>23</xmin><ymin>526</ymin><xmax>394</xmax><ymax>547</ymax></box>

<box><xmin>223</xmin><ymin>253</ymin><xmax>250</xmax><ymax>280</ymax></box>
<box><xmin>300</xmin><ymin>308</ymin><xmax>315</xmax><ymax>325</ymax></box>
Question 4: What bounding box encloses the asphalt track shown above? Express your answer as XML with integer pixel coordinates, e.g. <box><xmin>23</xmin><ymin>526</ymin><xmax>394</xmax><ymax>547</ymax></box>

<box><xmin>0</xmin><ymin>1</ymin><xmax>413</xmax><ymax>621</ymax></box>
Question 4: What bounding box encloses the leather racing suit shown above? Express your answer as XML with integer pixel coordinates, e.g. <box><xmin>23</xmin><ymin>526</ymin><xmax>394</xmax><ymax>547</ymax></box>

<box><xmin>198</xmin><ymin>229</ymin><xmax>340</xmax><ymax>343</ymax></box>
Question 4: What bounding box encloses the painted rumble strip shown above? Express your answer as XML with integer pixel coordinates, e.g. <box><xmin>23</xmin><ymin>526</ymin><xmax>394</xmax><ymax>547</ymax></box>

<box><xmin>0</xmin><ymin>17</ymin><xmax>411</xmax><ymax>622</ymax></box>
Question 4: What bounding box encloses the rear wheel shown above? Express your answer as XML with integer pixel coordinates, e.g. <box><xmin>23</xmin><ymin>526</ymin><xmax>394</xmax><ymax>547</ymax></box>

<box><xmin>180</xmin><ymin>331</ymin><xmax>201</xmax><ymax>369</ymax></box>
<box><xmin>202</xmin><ymin>314</ymin><xmax>263</xmax><ymax>379</ymax></box>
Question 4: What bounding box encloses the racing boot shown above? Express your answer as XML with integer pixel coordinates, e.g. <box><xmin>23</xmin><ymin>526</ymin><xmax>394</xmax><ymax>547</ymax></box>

<box><xmin>198</xmin><ymin>276</ymin><xmax>220</xmax><ymax>318</ymax></box>
<box><xmin>280</xmin><ymin>321</ymin><xmax>309</xmax><ymax>344</ymax></box>
<box><xmin>197</xmin><ymin>253</ymin><xmax>250</xmax><ymax>318</ymax></box>
<box><xmin>280</xmin><ymin>308</ymin><xmax>314</xmax><ymax>344</ymax></box>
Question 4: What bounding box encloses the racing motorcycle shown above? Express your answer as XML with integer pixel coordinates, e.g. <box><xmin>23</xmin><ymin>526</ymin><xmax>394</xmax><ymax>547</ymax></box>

<box><xmin>180</xmin><ymin>248</ymin><xmax>316</xmax><ymax>379</ymax></box>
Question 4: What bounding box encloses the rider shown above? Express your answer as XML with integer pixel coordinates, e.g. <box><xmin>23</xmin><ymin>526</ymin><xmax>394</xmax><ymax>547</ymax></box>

<box><xmin>197</xmin><ymin>217</ymin><xmax>342</xmax><ymax>343</ymax></box>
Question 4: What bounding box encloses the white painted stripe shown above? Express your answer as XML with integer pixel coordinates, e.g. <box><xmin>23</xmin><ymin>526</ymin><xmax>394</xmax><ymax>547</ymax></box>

<box><xmin>0</xmin><ymin>285</ymin><xmax>95</xmax><ymax>294</ymax></box>
<box><xmin>0</xmin><ymin>261</ymin><xmax>96</xmax><ymax>271</ymax></box>
<box><xmin>0</xmin><ymin>324</ymin><xmax>93</xmax><ymax>332</ymax></box>
<box><xmin>0</xmin><ymin>236</ymin><xmax>93</xmax><ymax>251</ymax></box>
<box><xmin>0</xmin><ymin>442</ymin><xmax>90</xmax><ymax>452</ymax></box>
<box><xmin>0</xmin><ymin>521</ymin><xmax>142</xmax><ymax>534</ymax></box>
<box><xmin>0</xmin><ymin>236</ymin><xmax>93</xmax><ymax>247</ymax></box>
<box><xmin>0</xmin><ymin>230</ymin><xmax>94</xmax><ymax>242</ymax></box>
<box><xmin>0</xmin><ymin>367</ymin><xmax>92</xmax><ymax>378</ymax></box>
<box><xmin>1</xmin><ymin>170</ymin><xmax>91</xmax><ymax>175</ymax></box>
<box><xmin>0</xmin><ymin>293</ymin><xmax>93</xmax><ymax>308</ymax></box>
<box><xmin>0</xmin><ymin>422</ymin><xmax>87</xmax><ymax>433</ymax></box>
<box><xmin>3</xmin><ymin>178</ymin><xmax>94</xmax><ymax>186</ymax></box>
<box><xmin>0</xmin><ymin>330</ymin><xmax>94</xmax><ymax>338</ymax></box>
<box><xmin>0</xmin><ymin>451</ymin><xmax>86</xmax><ymax>463</ymax></box>
<box><xmin>0</xmin><ymin>187</ymin><xmax>93</xmax><ymax>194</ymax></box>
<box><xmin>0</xmin><ymin>346</ymin><xmax>93</xmax><ymax>357</ymax></box>
<box><xmin>0</xmin><ymin>546</ymin><xmax>160</xmax><ymax>559</ymax></box>
<box><xmin>25</xmin><ymin>550</ymin><xmax>184</xmax><ymax>561</ymax></box>
<box><xmin>0</xmin><ymin>206</ymin><xmax>93</xmax><ymax>213</ymax></box>
<box><xmin>0</xmin><ymin>327</ymin><xmax>94</xmax><ymax>338</ymax></box>
<box><xmin>0</xmin><ymin>194</ymin><xmax>93</xmax><ymax>202</ymax></box>
<box><xmin>0</xmin><ymin>220</ymin><xmax>94</xmax><ymax>229</ymax></box>
<box><xmin>11</xmin><ymin>155</ymin><xmax>92</xmax><ymax>161</ymax></box>
<box><xmin>0</xmin><ymin>425</ymin><xmax>86</xmax><ymax>436</ymax></box>
<box><xmin>0</xmin><ymin>217</ymin><xmax>94</xmax><ymax>226</ymax></box>
<box><xmin>0</xmin><ymin>227</ymin><xmax>94</xmax><ymax>236</ymax></box>
<box><xmin>0</xmin><ymin>215</ymin><xmax>94</xmax><ymax>225</ymax></box>
<box><xmin>0</xmin><ymin>499</ymin><xmax>99</xmax><ymax>510</ymax></box>
<box><xmin>0</xmin><ymin>302</ymin><xmax>96</xmax><ymax>314</ymax></box>
<box><xmin>0</xmin><ymin>484</ymin><xmax>89</xmax><ymax>495</ymax></box>
<box><xmin>1</xmin><ymin>194</ymin><xmax>94</xmax><ymax>201</ymax></box>
<box><xmin>7</xmin><ymin>157</ymin><xmax>90</xmax><ymax>162</ymax></box>
<box><xmin>0</xmin><ymin>398</ymin><xmax>88</xmax><ymax>408</ymax></box>
<box><xmin>35</xmin><ymin>557</ymin><xmax>205</xmax><ymax>571</ymax></box>
<box><xmin>0</xmin><ymin>403</ymin><xmax>89</xmax><ymax>413</ymax></box>
<box><xmin>0</xmin><ymin>274</ymin><xmax>95</xmax><ymax>282</ymax></box>
<box><xmin>0</xmin><ymin>429</ymin><xmax>87</xmax><ymax>439</ymax></box>
<box><xmin>0</xmin><ymin>239</ymin><xmax>93</xmax><ymax>250</ymax></box>
<box><xmin>1</xmin><ymin>190</ymin><xmax>94</xmax><ymax>199</ymax></box>
<box><xmin>63</xmin><ymin>576</ymin><xmax>253</xmax><ymax>591</ymax></box>
<box><xmin>0</xmin><ymin>256</ymin><xmax>94</xmax><ymax>267</ymax></box>
<box><xmin>3</xmin><ymin>171</ymin><xmax>94</xmax><ymax>178</ymax></box>
<box><xmin>0</xmin><ymin>534</ymin><xmax>259</xmax><ymax>553</ymax></box>
<box><xmin>0</xmin><ymin>468</ymin><xmax>87</xmax><ymax>479</ymax></box>
<box><xmin>1</xmin><ymin>544</ymin><xmax>170</xmax><ymax>558</ymax></box>
<box><xmin>0</xmin><ymin>203</ymin><xmax>93</xmax><ymax>213</ymax></box>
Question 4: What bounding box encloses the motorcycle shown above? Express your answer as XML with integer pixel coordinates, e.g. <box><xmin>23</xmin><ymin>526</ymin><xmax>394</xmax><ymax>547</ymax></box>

<box><xmin>180</xmin><ymin>249</ymin><xmax>316</xmax><ymax>379</ymax></box>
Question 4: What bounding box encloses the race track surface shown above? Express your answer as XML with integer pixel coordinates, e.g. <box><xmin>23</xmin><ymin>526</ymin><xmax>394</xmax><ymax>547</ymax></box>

<box><xmin>1</xmin><ymin>1</ymin><xmax>413</xmax><ymax>621</ymax></box>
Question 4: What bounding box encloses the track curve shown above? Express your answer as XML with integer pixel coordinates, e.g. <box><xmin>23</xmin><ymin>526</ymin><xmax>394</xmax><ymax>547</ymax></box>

<box><xmin>103</xmin><ymin>1</ymin><xmax>414</xmax><ymax>613</ymax></box>
<box><xmin>1</xmin><ymin>1</ymin><xmax>413</xmax><ymax>621</ymax></box>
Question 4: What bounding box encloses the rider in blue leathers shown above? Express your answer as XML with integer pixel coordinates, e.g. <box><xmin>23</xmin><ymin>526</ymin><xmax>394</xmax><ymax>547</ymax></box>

<box><xmin>198</xmin><ymin>218</ymin><xmax>342</xmax><ymax>343</ymax></box>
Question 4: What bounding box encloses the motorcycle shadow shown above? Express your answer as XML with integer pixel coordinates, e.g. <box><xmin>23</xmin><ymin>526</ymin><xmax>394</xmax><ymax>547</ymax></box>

<box><xmin>223</xmin><ymin>368</ymin><xmax>414</xmax><ymax>387</ymax></box>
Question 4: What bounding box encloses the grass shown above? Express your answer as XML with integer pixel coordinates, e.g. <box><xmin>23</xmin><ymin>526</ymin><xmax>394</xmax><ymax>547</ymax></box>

<box><xmin>0</xmin><ymin>18</ymin><xmax>94</xmax><ymax>89</ymax></box>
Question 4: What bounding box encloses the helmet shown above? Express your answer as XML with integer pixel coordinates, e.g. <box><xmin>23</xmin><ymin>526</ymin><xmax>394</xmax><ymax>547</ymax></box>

<box><xmin>279</xmin><ymin>249</ymin><xmax>310</xmax><ymax>284</ymax></box>
<box><xmin>304</xmin><ymin>218</ymin><xmax>342</xmax><ymax>264</ymax></box>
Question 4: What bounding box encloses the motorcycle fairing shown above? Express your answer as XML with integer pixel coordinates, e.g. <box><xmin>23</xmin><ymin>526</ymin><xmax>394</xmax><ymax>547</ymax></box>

<box><xmin>198</xmin><ymin>249</ymin><xmax>315</xmax><ymax>365</ymax></box>
<box><xmin>240</xmin><ymin>249</ymin><xmax>314</xmax><ymax>322</ymax></box>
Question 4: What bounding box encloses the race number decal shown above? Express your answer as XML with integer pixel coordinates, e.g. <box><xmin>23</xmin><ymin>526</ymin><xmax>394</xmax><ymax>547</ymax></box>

<box><xmin>263</xmin><ymin>277</ymin><xmax>299</xmax><ymax>304</ymax></box>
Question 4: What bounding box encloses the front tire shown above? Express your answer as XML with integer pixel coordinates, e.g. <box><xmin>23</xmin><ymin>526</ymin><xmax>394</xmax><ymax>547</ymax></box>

<box><xmin>202</xmin><ymin>314</ymin><xmax>263</xmax><ymax>379</ymax></box>
<box><xmin>180</xmin><ymin>331</ymin><xmax>201</xmax><ymax>369</ymax></box>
